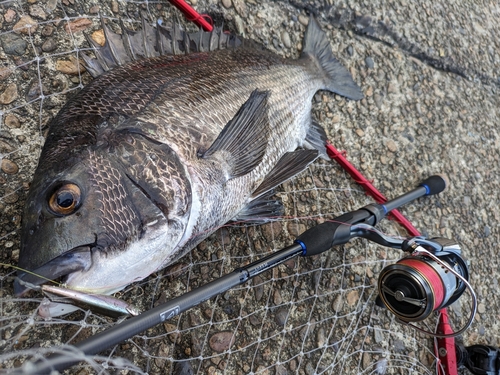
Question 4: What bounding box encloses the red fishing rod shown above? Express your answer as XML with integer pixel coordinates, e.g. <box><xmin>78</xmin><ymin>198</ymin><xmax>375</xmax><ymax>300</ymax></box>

<box><xmin>167</xmin><ymin>0</ymin><xmax>213</xmax><ymax>31</ymax></box>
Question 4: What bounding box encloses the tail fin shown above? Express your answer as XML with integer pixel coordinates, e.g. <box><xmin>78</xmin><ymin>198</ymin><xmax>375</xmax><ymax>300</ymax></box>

<box><xmin>302</xmin><ymin>17</ymin><xmax>364</xmax><ymax>100</ymax></box>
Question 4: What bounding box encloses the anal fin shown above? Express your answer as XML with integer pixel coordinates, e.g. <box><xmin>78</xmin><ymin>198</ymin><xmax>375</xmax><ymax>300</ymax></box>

<box><xmin>252</xmin><ymin>149</ymin><xmax>318</xmax><ymax>198</ymax></box>
<box><xmin>233</xmin><ymin>190</ymin><xmax>284</xmax><ymax>223</ymax></box>
<box><xmin>304</xmin><ymin>119</ymin><xmax>329</xmax><ymax>159</ymax></box>
<box><xmin>200</xmin><ymin>90</ymin><xmax>271</xmax><ymax>179</ymax></box>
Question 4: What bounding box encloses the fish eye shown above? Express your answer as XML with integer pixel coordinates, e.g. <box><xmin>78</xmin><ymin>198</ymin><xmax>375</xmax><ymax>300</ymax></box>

<box><xmin>48</xmin><ymin>183</ymin><xmax>81</xmax><ymax>216</ymax></box>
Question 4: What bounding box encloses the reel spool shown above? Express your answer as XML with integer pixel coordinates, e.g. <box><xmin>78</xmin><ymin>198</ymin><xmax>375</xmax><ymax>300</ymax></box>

<box><xmin>376</xmin><ymin>237</ymin><xmax>476</xmax><ymax>337</ymax></box>
<box><xmin>378</xmin><ymin>251</ymin><xmax>467</xmax><ymax>322</ymax></box>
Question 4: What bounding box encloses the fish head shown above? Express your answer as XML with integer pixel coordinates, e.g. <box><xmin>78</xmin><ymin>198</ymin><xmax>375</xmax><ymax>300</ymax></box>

<box><xmin>15</xmin><ymin>130</ymin><xmax>192</xmax><ymax>297</ymax></box>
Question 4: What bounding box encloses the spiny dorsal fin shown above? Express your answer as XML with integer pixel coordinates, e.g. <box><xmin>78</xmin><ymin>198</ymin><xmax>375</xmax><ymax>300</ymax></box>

<box><xmin>102</xmin><ymin>16</ymin><xmax>130</xmax><ymax>65</ymax></box>
<box><xmin>156</xmin><ymin>22</ymin><xmax>173</xmax><ymax>55</ymax></box>
<box><xmin>120</xmin><ymin>18</ymin><xmax>138</xmax><ymax>60</ymax></box>
<box><xmin>200</xmin><ymin>90</ymin><xmax>271</xmax><ymax>179</ymax></box>
<box><xmin>208</xmin><ymin>26</ymin><xmax>220</xmax><ymax>51</ymax></box>
<box><xmin>141</xmin><ymin>16</ymin><xmax>159</xmax><ymax>58</ymax></box>
<box><xmin>82</xmin><ymin>17</ymin><xmax>243</xmax><ymax>78</ymax></box>
<box><xmin>80</xmin><ymin>40</ymin><xmax>105</xmax><ymax>77</ymax></box>
<box><xmin>171</xmin><ymin>21</ymin><xmax>182</xmax><ymax>55</ymax></box>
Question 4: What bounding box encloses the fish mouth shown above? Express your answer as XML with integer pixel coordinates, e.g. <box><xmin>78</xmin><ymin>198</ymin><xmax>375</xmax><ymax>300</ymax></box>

<box><xmin>13</xmin><ymin>246</ymin><xmax>92</xmax><ymax>296</ymax></box>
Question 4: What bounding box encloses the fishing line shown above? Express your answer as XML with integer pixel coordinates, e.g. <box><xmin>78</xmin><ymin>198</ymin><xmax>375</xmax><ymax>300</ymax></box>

<box><xmin>0</xmin><ymin>263</ymin><xmax>61</xmax><ymax>287</ymax></box>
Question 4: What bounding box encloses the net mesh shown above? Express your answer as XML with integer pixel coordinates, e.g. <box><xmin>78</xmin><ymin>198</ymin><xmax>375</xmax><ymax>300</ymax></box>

<box><xmin>0</xmin><ymin>1</ymin><xmax>470</xmax><ymax>374</ymax></box>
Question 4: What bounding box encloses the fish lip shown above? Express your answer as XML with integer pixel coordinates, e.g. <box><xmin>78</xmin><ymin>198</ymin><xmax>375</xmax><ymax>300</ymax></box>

<box><xmin>13</xmin><ymin>246</ymin><xmax>92</xmax><ymax>296</ymax></box>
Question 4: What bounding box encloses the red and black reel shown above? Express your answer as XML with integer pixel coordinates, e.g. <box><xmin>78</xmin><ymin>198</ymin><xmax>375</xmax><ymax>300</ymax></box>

<box><xmin>377</xmin><ymin>238</ymin><xmax>470</xmax><ymax>326</ymax></box>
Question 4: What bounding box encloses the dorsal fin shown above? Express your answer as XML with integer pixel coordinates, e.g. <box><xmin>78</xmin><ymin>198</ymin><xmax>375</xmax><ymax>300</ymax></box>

<box><xmin>209</xmin><ymin>27</ymin><xmax>220</xmax><ymax>51</ymax></box>
<box><xmin>156</xmin><ymin>22</ymin><xmax>173</xmax><ymax>55</ymax></box>
<box><xmin>171</xmin><ymin>21</ymin><xmax>182</xmax><ymax>55</ymax></box>
<box><xmin>82</xmin><ymin>17</ymin><xmax>244</xmax><ymax>78</ymax></box>
<box><xmin>141</xmin><ymin>16</ymin><xmax>159</xmax><ymax>58</ymax></box>
<box><xmin>101</xmin><ymin>16</ymin><xmax>130</xmax><ymax>65</ymax></box>
<box><xmin>120</xmin><ymin>19</ymin><xmax>138</xmax><ymax>60</ymax></box>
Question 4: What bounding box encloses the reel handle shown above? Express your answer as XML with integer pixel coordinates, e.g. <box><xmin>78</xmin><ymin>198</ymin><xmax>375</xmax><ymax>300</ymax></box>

<box><xmin>457</xmin><ymin>344</ymin><xmax>500</xmax><ymax>375</ymax></box>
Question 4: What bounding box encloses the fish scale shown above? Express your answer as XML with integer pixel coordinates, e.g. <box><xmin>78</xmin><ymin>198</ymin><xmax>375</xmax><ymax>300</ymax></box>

<box><xmin>116</xmin><ymin>131</ymin><xmax>191</xmax><ymax>219</ymax></box>
<box><xmin>15</xmin><ymin>17</ymin><xmax>364</xmax><ymax>315</ymax></box>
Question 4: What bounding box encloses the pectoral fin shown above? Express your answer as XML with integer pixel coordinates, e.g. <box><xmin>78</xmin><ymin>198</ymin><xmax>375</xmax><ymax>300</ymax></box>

<box><xmin>200</xmin><ymin>90</ymin><xmax>271</xmax><ymax>179</ymax></box>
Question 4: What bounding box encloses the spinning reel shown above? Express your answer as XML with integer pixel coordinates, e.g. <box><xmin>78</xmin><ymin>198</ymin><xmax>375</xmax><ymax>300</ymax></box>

<box><xmin>339</xmin><ymin>221</ymin><xmax>476</xmax><ymax>337</ymax></box>
<box><xmin>375</xmin><ymin>236</ymin><xmax>475</xmax><ymax>336</ymax></box>
<box><xmin>378</xmin><ymin>237</ymin><xmax>468</xmax><ymax>323</ymax></box>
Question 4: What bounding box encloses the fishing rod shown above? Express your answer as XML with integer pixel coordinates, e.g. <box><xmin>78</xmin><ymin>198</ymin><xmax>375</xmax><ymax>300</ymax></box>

<box><xmin>11</xmin><ymin>174</ymin><xmax>476</xmax><ymax>374</ymax></box>
<box><xmin>167</xmin><ymin>0</ymin><xmax>213</xmax><ymax>31</ymax></box>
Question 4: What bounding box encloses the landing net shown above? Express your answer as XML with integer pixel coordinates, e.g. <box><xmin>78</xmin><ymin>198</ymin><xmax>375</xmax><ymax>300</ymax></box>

<box><xmin>0</xmin><ymin>1</ymin><xmax>465</xmax><ymax>374</ymax></box>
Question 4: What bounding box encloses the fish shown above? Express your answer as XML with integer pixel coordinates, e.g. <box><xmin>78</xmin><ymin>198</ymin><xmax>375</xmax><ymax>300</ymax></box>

<box><xmin>40</xmin><ymin>285</ymin><xmax>140</xmax><ymax>318</ymax></box>
<box><xmin>14</xmin><ymin>16</ymin><xmax>363</xmax><ymax>315</ymax></box>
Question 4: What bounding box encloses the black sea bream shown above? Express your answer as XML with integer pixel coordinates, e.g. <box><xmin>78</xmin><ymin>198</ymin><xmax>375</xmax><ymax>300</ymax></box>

<box><xmin>14</xmin><ymin>16</ymin><xmax>363</xmax><ymax>315</ymax></box>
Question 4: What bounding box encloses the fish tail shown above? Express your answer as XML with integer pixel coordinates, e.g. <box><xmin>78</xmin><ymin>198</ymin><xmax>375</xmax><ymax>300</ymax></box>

<box><xmin>301</xmin><ymin>17</ymin><xmax>364</xmax><ymax>100</ymax></box>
